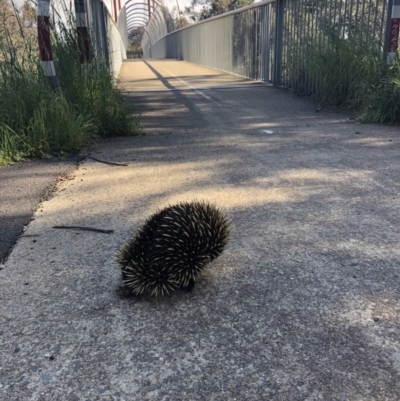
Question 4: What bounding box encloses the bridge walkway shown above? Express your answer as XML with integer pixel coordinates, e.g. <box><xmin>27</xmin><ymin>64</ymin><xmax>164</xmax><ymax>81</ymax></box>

<box><xmin>1</xmin><ymin>59</ymin><xmax>399</xmax><ymax>400</ymax></box>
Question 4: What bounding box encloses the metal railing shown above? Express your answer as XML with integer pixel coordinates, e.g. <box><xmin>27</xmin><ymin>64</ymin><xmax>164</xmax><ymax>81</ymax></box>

<box><xmin>117</xmin><ymin>6</ymin><xmax>129</xmax><ymax>52</ymax></box>
<box><xmin>142</xmin><ymin>0</ymin><xmax>393</xmax><ymax>90</ymax></box>
<box><xmin>280</xmin><ymin>0</ymin><xmax>390</xmax><ymax>92</ymax></box>
<box><xmin>141</xmin><ymin>6</ymin><xmax>177</xmax><ymax>56</ymax></box>
<box><xmin>75</xmin><ymin>0</ymin><xmax>128</xmax><ymax>77</ymax></box>
<box><xmin>143</xmin><ymin>1</ymin><xmax>277</xmax><ymax>82</ymax></box>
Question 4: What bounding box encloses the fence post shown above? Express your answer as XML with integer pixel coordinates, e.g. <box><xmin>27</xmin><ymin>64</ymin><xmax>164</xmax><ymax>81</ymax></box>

<box><xmin>37</xmin><ymin>0</ymin><xmax>59</xmax><ymax>90</ymax></box>
<box><xmin>384</xmin><ymin>0</ymin><xmax>400</xmax><ymax>62</ymax></box>
<box><xmin>75</xmin><ymin>0</ymin><xmax>91</xmax><ymax>63</ymax></box>
<box><xmin>274</xmin><ymin>0</ymin><xmax>284</xmax><ymax>85</ymax></box>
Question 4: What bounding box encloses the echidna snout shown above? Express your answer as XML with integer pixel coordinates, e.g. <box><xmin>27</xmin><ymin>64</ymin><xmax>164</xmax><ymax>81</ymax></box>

<box><xmin>116</xmin><ymin>201</ymin><xmax>231</xmax><ymax>296</ymax></box>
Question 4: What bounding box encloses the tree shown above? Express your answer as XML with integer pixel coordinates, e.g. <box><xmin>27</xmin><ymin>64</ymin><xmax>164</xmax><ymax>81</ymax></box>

<box><xmin>127</xmin><ymin>26</ymin><xmax>144</xmax><ymax>58</ymax></box>
<box><xmin>0</xmin><ymin>0</ymin><xmax>20</xmax><ymax>38</ymax></box>
<box><xmin>20</xmin><ymin>1</ymin><xmax>36</xmax><ymax>30</ymax></box>
<box><xmin>184</xmin><ymin>0</ymin><xmax>253</xmax><ymax>22</ymax></box>
<box><xmin>175</xmin><ymin>14</ymin><xmax>189</xmax><ymax>28</ymax></box>
<box><xmin>167</xmin><ymin>5</ymin><xmax>189</xmax><ymax>29</ymax></box>
<box><xmin>0</xmin><ymin>0</ymin><xmax>37</xmax><ymax>54</ymax></box>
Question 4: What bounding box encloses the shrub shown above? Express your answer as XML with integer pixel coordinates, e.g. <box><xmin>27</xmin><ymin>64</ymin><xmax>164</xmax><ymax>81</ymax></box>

<box><xmin>361</xmin><ymin>56</ymin><xmax>400</xmax><ymax>123</ymax></box>
<box><xmin>0</xmin><ymin>1</ymin><xmax>139</xmax><ymax>165</ymax></box>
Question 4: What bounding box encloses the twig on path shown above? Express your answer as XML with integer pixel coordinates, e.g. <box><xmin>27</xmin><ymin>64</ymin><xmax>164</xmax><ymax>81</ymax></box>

<box><xmin>52</xmin><ymin>226</ymin><xmax>114</xmax><ymax>234</ymax></box>
<box><xmin>20</xmin><ymin>234</ymin><xmax>41</xmax><ymax>238</ymax></box>
<box><xmin>89</xmin><ymin>156</ymin><xmax>128</xmax><ymax>167</ymax></box>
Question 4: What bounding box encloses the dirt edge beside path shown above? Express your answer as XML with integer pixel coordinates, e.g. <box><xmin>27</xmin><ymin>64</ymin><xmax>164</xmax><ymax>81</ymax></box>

<box><xmin>0</xmin><ymin>156</ymin><xmax>84</xmax><ymax>263</ymax></box>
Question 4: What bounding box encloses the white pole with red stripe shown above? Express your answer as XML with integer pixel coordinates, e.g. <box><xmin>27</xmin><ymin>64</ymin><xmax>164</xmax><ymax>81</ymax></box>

<box><xmin>387</xmin><ymin>0</ymin><xmax>400</xmax><ymax>62</ymax></box>
<box><xmin>74</xmin><ymin>0</ymin><xmax>91</xmax><ymax>63</ymax></box>
<box><xmin>37</xmin><ymin>0</ymin><xmax>59</xmax><ymax>90</ymax></box>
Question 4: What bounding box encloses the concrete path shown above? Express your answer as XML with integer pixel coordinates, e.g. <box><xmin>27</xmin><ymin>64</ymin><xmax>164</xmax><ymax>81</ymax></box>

<box><xmin>1</xmin><ymin>59</ymin><xmax>400</xmax><ymax>401</ymax></box>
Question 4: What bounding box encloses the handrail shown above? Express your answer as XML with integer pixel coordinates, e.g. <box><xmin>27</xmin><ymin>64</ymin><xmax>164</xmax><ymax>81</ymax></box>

<box><xmin>160</xmin><ymin>0</ymin><xmax>276</xmax><ymax>39</ymax></box>
<box><xmin>142</xmin><ymin>0</ymin><xmax>392</xmax><ymax>94</ymax></box>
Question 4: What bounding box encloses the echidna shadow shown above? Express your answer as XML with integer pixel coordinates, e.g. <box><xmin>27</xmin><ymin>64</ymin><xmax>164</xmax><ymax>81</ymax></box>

<box><xmin>116</xmin><ymin>201</ymin><xmax>231</xmax><ymax>297</ymax></box>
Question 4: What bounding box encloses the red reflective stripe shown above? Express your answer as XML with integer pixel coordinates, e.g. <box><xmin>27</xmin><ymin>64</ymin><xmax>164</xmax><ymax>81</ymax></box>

<box><xmin>113</xmin><ymin>0</ymin><xmax>118</xmax><ymax>21</ymax></box>
<box><xmin>389</xmin><ymin>18</ymin><xmax>400</xmax><ymax>52</ymax></box>
<box><xmin>37</xmin><ymin>16</ymin><xmax>53</xmax><ymax>61</ymax></box>
<box><xmin>77</xmin><ymin>26</ymin><xmax>91</xmax><ymax>62</ymax></box>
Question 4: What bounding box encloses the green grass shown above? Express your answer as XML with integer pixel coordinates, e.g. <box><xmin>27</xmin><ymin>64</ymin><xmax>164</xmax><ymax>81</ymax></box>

<box><xmin>0</xmin><ymin>3</ymin><xmax>140</xmax><ymax>166</ymax></box>
<box><xmin>285</xmin><ymin>26</ymin><xmax>400</xmax><ymax>124</ymax></box>
<box><xmin>360</xmin><ymin>56</ymin><xmax>400</xmax><ymax>124</ymax></box>
<box><xmin>286</xmin><ymin>30</ymin><xmax>381</xmax><ymax>106</ymax></box>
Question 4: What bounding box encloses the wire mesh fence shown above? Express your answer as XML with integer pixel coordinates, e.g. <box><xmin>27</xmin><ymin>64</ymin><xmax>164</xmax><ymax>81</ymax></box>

<box><xmin>144</xmin><ymin>2</ymin><xmax>276</xmax><ymax>82</ymax></box>
<box><xmin>142</xmin><ymin>0</ymin><xmax>394</xmax><ymax>95</ymax></box>
<box><xmin>281</xmin><ymin>0</ymin><xmax>390</xmax><ymax>93</ymax></box>
<box><xmin>83</xmin><ymin>0</ymin><xmax>127</xmax><ymax>76</ymax></box>
<box><xmin>141</xmin><ymin>7</ymin><xmax>177</xmax><ymax>56</ymax></box>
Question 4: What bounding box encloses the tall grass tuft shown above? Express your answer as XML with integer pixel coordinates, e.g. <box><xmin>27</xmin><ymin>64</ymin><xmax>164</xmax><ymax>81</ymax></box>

<box><xmin>287</xmin><ymin>28</ymin><xmax>381</xmax><ymax>109</ymax></box>
<box><xmin>304</xmin><ymin>34</ymin><xmax>400</xmax><ymax>123</ymax></box>
<box><xmin>0</xmin><ymin>1</ymin><xmax>139</xmax><ymax>165</ymax></box>
<box><xmin>27</xmin><ymin>96</ymin><xmax>95</xmax><ymax>156</ymax></box>
<box><xmin>0</xmin><ymin>123</ymin><xmax>26</xmax><ymax>165</ymax></box>
<box><xmin>318</xmin><ymin>34</ymin><xmax>379</xmax><ymax>109</ymax></box>
<box><xmin>283</xmin><ymin>0</ymin><xmax>400</xmax><ymax>123</ymax></box>
<box><xmin>360</xmin><ymin>56</ymin><xmax>400</xmax><ymax>124</ymax></box>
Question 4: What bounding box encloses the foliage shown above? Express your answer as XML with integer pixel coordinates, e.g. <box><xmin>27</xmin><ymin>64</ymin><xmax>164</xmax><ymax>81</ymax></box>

<box><xmin>184</xmin><ymin>0</ymin><xmax>253</xmax><ymax>22</ymax></box>
<box><xmin>127</xmin><ymin>27</ymin><xmax>144</xmax><ymax>58</ymax></box>
<box><xmin>282</xmin><ymin>2</ymin><xmax>400</xmax><ymax>124</ymax></box>
<box><xmin>175</xmin><ymin>15</ymin><xmax>190</xmax><ymax>28</ymax></box>
<box><xmin>361</xmin><ymin>56</ymin><xmax>400</xmax><ymax>124</ymax></box>
<box><xmin>0</xmin><ymin>1</ymin><xmax>140</xmax><ymax>165</ymax></box>
<box><xmin>128</xmin><ymin>26</ymin><xmax>144</xmax><ymax>45</ymax></box>
<box><xmin>289</xmin><ymin>29</ymin><xmax>381</xmax><ymax>109</ymax></box>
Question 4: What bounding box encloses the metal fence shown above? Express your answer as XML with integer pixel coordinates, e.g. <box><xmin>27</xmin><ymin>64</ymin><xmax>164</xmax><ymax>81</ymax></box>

<box><xmin>117</xmin><ymin>6</ymin><xmax>129</xmax><ymax>52</ymax></box>
<box><xmin>84</xmin><ymin>0</ymin><xmax>127</xmax><ymax>77</ymax></box>
<box><xmin>142</xmin><ymin>0</ymin><xmax>393</xmax><ymax>91</ymax></box>
<box><xmin>141</xmin><ymin>6</ymin><xmax>177</xmax><ymax>56</ymax></box>
<box><xmin>280</xmin><ymin>0</ymin><xmax>390</xmax><ymax>92</ymax></box>
<box><xmin>143</xmin><ymin>2</ymin><xmax>276</xmax><ymax>82</ymax></box>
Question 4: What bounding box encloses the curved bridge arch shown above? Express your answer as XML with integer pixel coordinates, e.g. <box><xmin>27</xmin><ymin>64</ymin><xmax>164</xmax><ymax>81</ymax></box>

<box><xmin>126</xmin><ymin>4</ymin><xmax>154</xmax><ymax>13</ymax></box>
<box><xmin>126</xmin><ymin>10</ymin><xmax>150</xmax><ymax>19</ymax></box>
<box><xmin>128</xmin><ymin>22</ymin><xmax>148</xmax><ymax>30</ymax></box>
<box><xmin>128</xmin><ymin>18</ymin><xmax>148</xmax><ymax>23</ymax></box>
<box><xmin>140</xmin><ymin>6</ymin><xmax>176</xmax><ymax>56</ymax></box>
<box><xmin>125</xmin><ymin>2</ymin><xmax>151</xmax><ymax>32</ymax></box>
<box><xmin>125</xmin><ymin>0</ymin><xmax>162</xmax><ymax>8</ymax></box>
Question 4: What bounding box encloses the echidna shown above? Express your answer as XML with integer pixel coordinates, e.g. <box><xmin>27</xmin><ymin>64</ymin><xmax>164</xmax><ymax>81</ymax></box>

<box><xmin>116</xmin><ymin>201</ymin><xmax>231</xmax><ymax>297</ymax></box>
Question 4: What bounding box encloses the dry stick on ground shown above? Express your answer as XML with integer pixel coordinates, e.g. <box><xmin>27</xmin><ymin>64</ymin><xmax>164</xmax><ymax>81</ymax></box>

<box><xmin>89</xmin><ymin>156</ymin><xmax>128</xmax><ymax>167</ymax></box>
<box><xmin>52</xmin><ymin>226</ymin><xmax>114</xmax><ymax>234</ymax></box>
